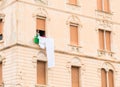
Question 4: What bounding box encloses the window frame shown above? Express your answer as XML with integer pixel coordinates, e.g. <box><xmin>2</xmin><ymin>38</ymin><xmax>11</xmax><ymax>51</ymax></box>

<box><xmin>101</xmin><ymin>68</ymin><xmax>114</xmax><ymax>87</ymax></box>
<box><xmin>69</xmin><ymin>23</ymin><xmax>79</xmax><ymax>46</ymax></box>
<box><xmin>98</xmin><ymin>29</ymin><xmax>111</xmax><ymax>52</ymax></box>
<box><xmin>37</xmin><ymin>60</ymin><xmax>47</xmax><ymax>85</ymax></box>
<box><xmin>71</xmin><ymin>65</ymin><xmax>80</xmax><ymax>87</ymax></box>
<box><xmin>97</xmin><ymin>0</ymin><xmax>110</xmax><ymax>13</ymax></box>
<box><xmin>36</xmin><ymin>16</ymin><xmax>46</xmax><ymax>37</ymax></box>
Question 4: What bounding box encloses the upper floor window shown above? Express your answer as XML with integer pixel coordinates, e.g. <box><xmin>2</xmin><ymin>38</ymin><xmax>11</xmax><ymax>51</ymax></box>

<box><xmin>0</xmin><ymin>19</ymin><xmax>3</xmax><ymax>40</ymax></box>
<box><xmin>70</xmin><ymin>23</ymin><xmax>79</xmax><ymax>46</ymax></box>
<box><xmin>99</xmin><ymin>29</ymin><xmax>111</xmax><ymax>51</ymax></box>
<box><xmin>36</xmin><ymin>17</ymin><xmax>46</xmax><ymax>37</ymax></box>
<box><xmin>37</xmin><ymin>61</ymin><xmax>46</xmax><ymax>85</ymax></box>
<box><xmin>71</xmin><ymin>66</ymin><xmax>80</xmax><ymax>87</ymax></box>
<box><xmin>69</xmin><ymin>0</ymin><xmax>78</xmax><ymax>5</ymax></box>
<box><xmin>97</xmin><ymin>0</ymin><xmax>110</xmax><ymax>13</ymax></box>
<box><xmin>101</xmin><ymin>68</ymin><xmax>114</xmax><ymax>87</ymax></box>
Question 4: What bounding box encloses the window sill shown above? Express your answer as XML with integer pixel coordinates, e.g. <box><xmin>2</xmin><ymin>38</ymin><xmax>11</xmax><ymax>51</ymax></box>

<box><xmin>68</xmin><ymin>44</ymin><xmax>81</xmax><ymax>48</ymax></box>
<box><xmin>95</xmin><ymin>10</ymin><xmax>112</xmax><ymax>15</ymax></box>
<box><xmin>35</xmin><ymin>84</ymin><xmax>47</xmax><ymax>87</ymax></box>
<box><xmin>68</xmin><ymin>44</ymin><xmax>82</xmax><ymax>52</ymax></box>
<box><xmin>66</xmin><ymin>3</ymin><xmax>80</xmax><ymax>7</ymax></box>
<box><xmin>97</xmin><ymin>49</ymin><xmax>114</xmax><ymax>57</ymax></box>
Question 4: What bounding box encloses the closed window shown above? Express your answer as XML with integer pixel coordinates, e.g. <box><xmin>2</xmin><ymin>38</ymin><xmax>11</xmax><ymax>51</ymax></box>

<box><xmin>0</xmin><ymin>63</ymin><xmax>2</xmax><ymax>84</ymax></box>
<box><xmin>99</xmin><ymin>29</ymin><xmax>111</xmax><ymax>51</ymax></box>
<box><xmin>37</xmin><ymin>61</ymin><xmax>46</xmax><ymax>85</ymax></box>
<box><xmin>71</xmin><ymin>66</ymin><xmax>80</xmax><ymax>87</ymax></box>
<box><xmin>70</xmin><ymin>24</ymin><xmax>78</xmax><ymax>46</ymax></box>
<box><xmin>101</xmin><ymin>68</ymin><xmax>114</xmax><ymax>87</ymax></box>
<box><xmin>101</xmin><ymin>68</ymin><xmax>107</xmax><ymax>87</ymax></box>
<box><xmin>0</xmin><ymin>19</ymin><xmax>3</xmax><ymax>40</ymax></box>
<box><xmin>108</xmin><ymin>70</ymin><xmax>114</xmax><ymax>87</ymax></box>
<box><xmin>69</xmin><ymin>0</ymin><xmax>77</xmax><ymax>5</ymax></box>
<box><xmin>36</xmin><ymin>17</ymin><xmax>46</xmax><ymax>37</ymax></box>
<box><xmin>97</xmin><ymin>0</ymin><xmax>110</xmax><ymax>12</ymax></box>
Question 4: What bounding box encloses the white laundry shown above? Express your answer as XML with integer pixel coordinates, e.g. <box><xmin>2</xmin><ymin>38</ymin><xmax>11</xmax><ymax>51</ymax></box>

<box><xmin>46</xmin><ymin>38</ymin><xmax>55</xmax><ymax>68</ymax></box>
<box><xmin>38</xmin><ymin>36</ymin><xmax>46</xmax><ymax>49</ymax></box>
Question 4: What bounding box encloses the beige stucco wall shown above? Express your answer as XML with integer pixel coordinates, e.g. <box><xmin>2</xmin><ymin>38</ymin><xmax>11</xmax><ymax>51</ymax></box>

<box><xmin>0</xmin><ymin>0</ymin><xmax>120</xmax><ymax>87</ymax></box>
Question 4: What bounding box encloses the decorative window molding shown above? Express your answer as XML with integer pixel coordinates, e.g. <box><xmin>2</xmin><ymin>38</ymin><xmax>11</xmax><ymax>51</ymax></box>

<box><xmin>33</xmin><ymin>51</ymin><xmax>47</xmax><ymax>86</ymax></box>
<box><xmin>98</xmin><ymin>62</ymin><xmax>116</xmax><ymax>76</ymax></box>
<box><xmin>66</xmin><ymin>15</ymin><xmax>82</xmax><ymax>52</ymax></box>
<box><xmin>97</xmin><ymin>49</ymin><xmax>114</xmax><ymax>57</ymax></box>
<box><xmin>96</xmin><ymin>20</ymin><xmax>113</xmax><ymax>31</ymax></box>
<box><xmin>95</xmin><ymin>10</ymin><xmax>113</xmax><ymax>32</ymax></box>
<box><xmin>95</xmin><ymin>8</ymin><xmax>113</xmax><ymax>31</ymax></box>
<box><xmin>33</xmin><ymin>7</ymin><xmax>50</xmax><ymax>21</ymax></box>
<box><xmin>96</xmin><ymin>10</ymin><xmax>114</xmax><ymax>58</ymax></box>
<box><xmin>66</xmin><ymin>15</ymin><xmax>82</xmax><ymax>27</ymax></box>
<box><xmin>35</xmin><ymin>84</ymin><xmax>47</xmax><ymax>87</ymax></box>
<box><xmin>66</xmin><ymin>57</ymin><xmax>85</xmax><ymax>73</ymax></box>
<box><xmin>101</xmin><ymin>62</ymin><xmax>115</xmax><ymax>71</ymax></box>
<box><xmin>33</xmin><ymin>7</ymin><xmax>50</xmax><ymax>38</ymax></box>
<box><xmin>32</xmin><ymin>51</ymin><xmax>47</xmax><ymax>64</ymax></box>
<box><xmin>98</xmin><ymin>62</ymin><xmax>116</xmax><ymax>87</ymax></box>
<box><xmin>68</xmin><ymin>44</ymin><xmax>82</xmax><ymax>52</ymax></box>
<box><xmin>66</xmin><ymin>57</ymin><xmax>85</xmax><ymax>87</ymax></box>
<box><xmin>32</xmin><ymin>51</ymin><xmax>47</xmax><ymax>68</ymax></box>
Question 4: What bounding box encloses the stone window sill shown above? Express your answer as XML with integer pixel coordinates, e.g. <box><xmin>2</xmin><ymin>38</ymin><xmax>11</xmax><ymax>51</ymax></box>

<box><xmin>68</xmin><ymin>44</ymin><xmax>82</xmax><ymax>52</ymax></box>
<box><xmin>35</xmin><ymin>84</ymin><xmax>47</xmax><ymax>87</ymax></box>
<box><xmin>66</xmin><ymin>3</ymin><xmax>81</xmax><ymax>7</ymax></box>
<box><xmin>97</xmin><ymin>49</ymin><xmax>114</xmax><ymax>57</ymax></box>
<box><xmin>95</xmin><ymin>10</ymin><xmax>112</xmax><ymax>15</ymax></box>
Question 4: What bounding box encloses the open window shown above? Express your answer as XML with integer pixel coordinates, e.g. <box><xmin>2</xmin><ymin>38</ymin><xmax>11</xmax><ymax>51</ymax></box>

<box><xmin>0</xmin><ymin>19</ymin><xmax>3</xmax><ymax>40</ymax></box>
<box><xmin>36</xmin><ymin>17</ymin><xmax>46</xmax><ymax>37</ymax></box>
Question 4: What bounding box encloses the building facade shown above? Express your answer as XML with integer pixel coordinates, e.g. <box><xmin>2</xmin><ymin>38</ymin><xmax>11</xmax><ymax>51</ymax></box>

<box><xmin>0</xmin><ymin>0</ymin><xmax>120</xmax><ymax>87</ymax></box>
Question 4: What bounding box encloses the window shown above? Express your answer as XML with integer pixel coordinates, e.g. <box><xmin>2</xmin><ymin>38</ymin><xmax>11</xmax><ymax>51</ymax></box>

<box><xmin>0</xmin><ymin>19</ymin><xmax>3</xmax><ymax>40</ymax></box>
<box><xmin>101</xmin><ymin>68</ymin><xmax>107</xmax><ymax>87</ymax></box>
<box><xmin>36</xmin><ymin>17</ymin><xmax>46</xmax><ymax>37</ymax></box>
<box><xmin>71</xmin><ymin>66</ymin><xmax>80</xmax><ymax>87</ymax></box>
<box><xmin>69</xmin><ymin>0</ymin><xmax>77</xmax><ymax>5</ymax></box>
<box><xmin>97</xmin><ymin>0</ymin><xmax>110</xmax><ymax>12</ymax></box>
<box><xmin>0</xmin><ymin>63</ymin><xmax>2</xmax><ymax>84</ymax></box>
<box><xmin>70</xmin><ymin>24</ymin><xmax>78</xmax><ymax>46</ymax></box>
<box><xmin>37</xmin><ymin>61</ymin><xmax>46</xmax><ymax>85</ymax></box>
<box><xmin>108</xmin><ymin>70</ymin><xmax>114</xmax><ymax>87</ymax></box>
<box><xmin>101</xmin><ymin>68</ymin><xmax>114</xmax><ymax>87</ymax></box>
<box><xmin>99</xmin><ymin>29</ymin><xmax>111</xmax><ymax>51</ymax></box>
